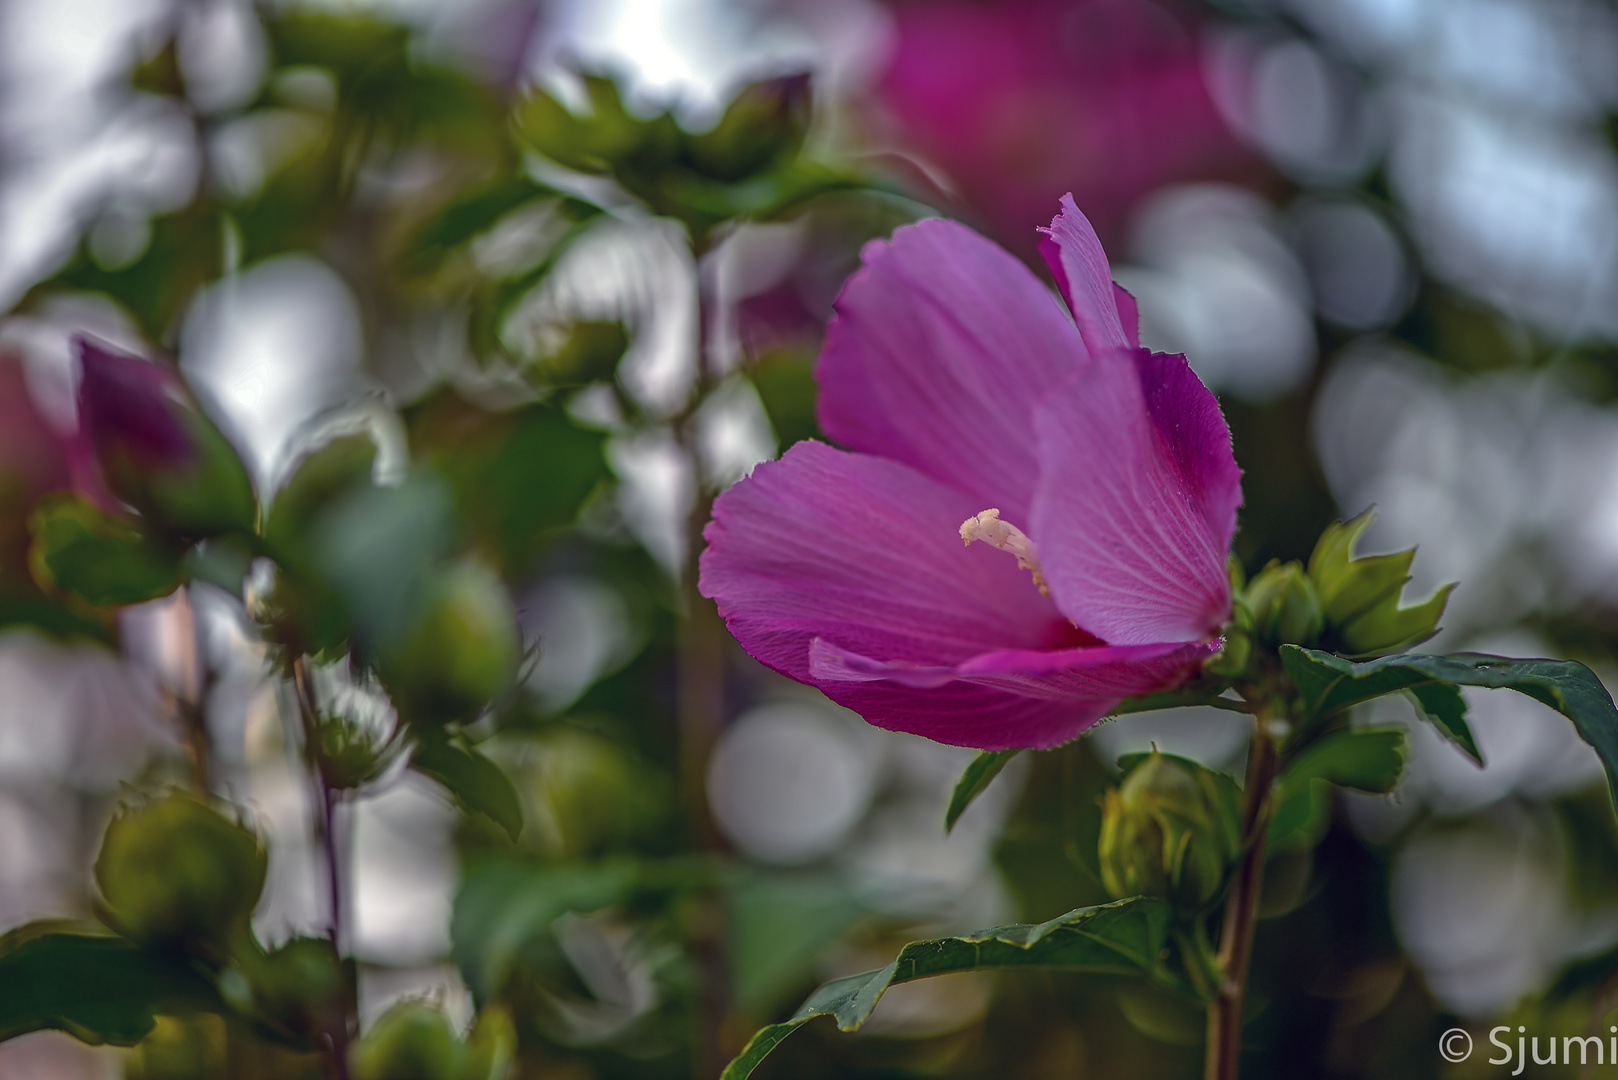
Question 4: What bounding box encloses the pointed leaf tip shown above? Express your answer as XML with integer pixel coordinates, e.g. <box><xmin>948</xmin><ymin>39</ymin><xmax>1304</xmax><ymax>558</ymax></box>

<box><xmin>944</xmin><ymin>749</ymin><xmax>1024</xmax><ymax>831</ymax></box>
<box><xmin>720</xmin><ymin>897</ymin><xmax>1176</xmax><ymax>1080</ymax></box>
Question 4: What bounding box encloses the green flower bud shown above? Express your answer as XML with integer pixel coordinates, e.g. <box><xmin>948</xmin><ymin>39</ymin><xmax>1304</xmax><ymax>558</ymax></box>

<box><xmin>314</xmin><ymin>713</ymin><xmax>391</xmax><ymax>790</ymax></box>
<box><xmin>1243</xmin><ymin>559</ymin><xmax>1323</xmax><ymax>648</ymax></box>
<box><xmin>1306</xmin><ymin>508</ymin><xmax>1452</xmax><ymax>657</ymax></box>
<box><xmin>350</xmin><ymin>1000</ymin><xmax>463</xmax><ymax>1080</ymax></box>
<box><xmin>94</xmin><ymin>792</ymin><xmax>267</xmax><ymax>952</ymax></box>
<box><xmin>380</xmin><ymin>560</ymin><xmax>519</xmax><ymax>725</ymax></box>
<box><xmin>1098</xmin><ymin>752</ymin><xmax>1242</xmax><ymax>911</ymax></box>
<box><xmin>236</xmin><ymin>936</ymin><xmax>344</xmax><ymax>1040</ymax></box>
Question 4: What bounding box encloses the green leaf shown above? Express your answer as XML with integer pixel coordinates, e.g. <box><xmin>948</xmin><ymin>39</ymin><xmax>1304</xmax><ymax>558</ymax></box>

<box><xmin>451</xmin><ymin>857</ymin><xmax>714</xmax><ymax>1001</ymax></box>
<box><xmin>38</xmin><ymin>206</ymin><xmax>223</xmax><ymax>342</ymax></box>
<box><xmin>1282</xmin><ymin>727</ymin><xmax>1406</xmax><ymax>794</ymax></box>
<box><xmin>721</xmin><ymin>897</ymin><xmax>1176</xmax><ymax>1079</ymax></box>
<box><xmin>0</xmin><ymin>923</ymin><xmax>221</xmax><ymax>1046</ymax></box>
<box><xmin>1266</xmin><ymin>728</ymin><xmax>1404</xmax><ymax>853</ymax></box>
<box><xmin>1279</xmin><ymin>646</ymin><xmax>1480</xmax><ymax>762</ymax></box>
<box><xmin>945</xmin><ymin>749</ymin><xmax>1024</xmax><ymax>832</ymax></box>
<box><xmin>410</xmin><ymin>396</ymin><xmax>609</xmax><ymax>578</ymax></box>
<box><xmin>411</xmin><ymin>732</ymin><xmax>523</xmax><ymax>841</ymax></box>
<box><xmin>264</xmin><ymin>433</ymin><xmax>378</xmax><ymax>567</ymax></box>
<box><xmin>728</xmin><ymin>872</ymin><xmax>867</xmax><ymax>1016</ymax></box>
<box><xmin>308</xmin><ymin>471</ymin><xmax>462</xmax><ymax>646</ymax></box>
<box><xmin>28</xmin><ymin>494</ymin><xmax>181</xmax><ymax>607</ymax></box>
<box><xmin>181</xmin><ymin>534</ymin><xmax>257</xmax><ymax>596</ymax></box>
<box><xmin>1266</xmin><ymin>779</ymin><xmax>1330</xmax><ymax>853</ymax></box>
<box><xmin>1282</xmin><ymin>648</ymin><xmax>1618</xmax><ymax>795</ymax></box>
<box><xmin>1111</xmin><ymin>688</ymin><xmax>1250</xmax><ymax>716</ymax></box>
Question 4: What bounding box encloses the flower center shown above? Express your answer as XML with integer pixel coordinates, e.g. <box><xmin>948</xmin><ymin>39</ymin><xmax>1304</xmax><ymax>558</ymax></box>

<box><xmin>959</xmin><ymin>508</ymin><xmax>1048</xmax><ymax>595</ymax></box>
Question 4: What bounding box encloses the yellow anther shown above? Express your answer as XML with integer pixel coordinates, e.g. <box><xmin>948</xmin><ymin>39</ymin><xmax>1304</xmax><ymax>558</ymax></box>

<box><xmin>959</xmin><ymin>508</ymin><xmax>1048</xmax><ymax>595</ymax></box>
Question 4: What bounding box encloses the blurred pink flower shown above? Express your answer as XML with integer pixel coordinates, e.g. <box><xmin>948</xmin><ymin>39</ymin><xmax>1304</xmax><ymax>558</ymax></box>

<box><xmin>699</xmin><ymin>197</ymin><xmax>1241</xmax><ymax>750</ymax></box>
<box><xmin>0</xmin><ymin>355</ymin><xmax>71</xmax><ymax>589</ymax></box>
<box><xmin>874</xmin><ymin>0</ymin><xmax>1260</xmax><ymax>250</ymax></box>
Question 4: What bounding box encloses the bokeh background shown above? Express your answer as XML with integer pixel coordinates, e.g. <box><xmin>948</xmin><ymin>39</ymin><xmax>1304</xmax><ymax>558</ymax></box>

<box><xmin>3</xmin><ymin>0</ymin><xmax>1618</xmax><ymax>1076</ymax></box>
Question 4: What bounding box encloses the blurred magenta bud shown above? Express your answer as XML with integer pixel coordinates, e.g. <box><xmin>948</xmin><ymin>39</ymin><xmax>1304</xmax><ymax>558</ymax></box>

<box><xmin>74</xmin><ymin>336</ymin><xmax>257</xmax><ymax>538</ymax></box>
<box><xmin>0</xmin><ymin>354</ymin><xmax>71</xmax><ymax>589</ymax></box>
<box><xmin>875</xmin><ymin>0</ymin><xmax>1262</xmax><ymax>251</ymax></box>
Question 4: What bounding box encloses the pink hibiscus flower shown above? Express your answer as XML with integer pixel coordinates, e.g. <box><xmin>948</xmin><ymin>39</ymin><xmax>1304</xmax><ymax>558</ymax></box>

<box><xmin>698</xmin><ymin>196</ymin><xmax>1242</xmax><ymax>750</ymax></box>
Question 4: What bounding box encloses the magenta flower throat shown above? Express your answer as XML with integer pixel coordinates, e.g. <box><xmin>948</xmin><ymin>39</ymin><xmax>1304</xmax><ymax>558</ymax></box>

<box><xmin>699</xmin><ymin>196</ymin><xmax>1243</xmax><ymax>750</ymax></box>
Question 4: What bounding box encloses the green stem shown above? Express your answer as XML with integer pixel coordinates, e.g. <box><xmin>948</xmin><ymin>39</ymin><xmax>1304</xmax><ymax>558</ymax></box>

<box><xmin>1205</xmin><ymin>708</ymin><xmax>1280</xmax><ymax>1080</ymax></box>
<box><xmin>292</xmin><ymin>658</ymin><xmax>354</xmax><ymax>1080</ymax></box>
<box><xmin>673</xmin><ymin>242</ymin><xmax>730</xmax><ymax>1080</ymax></box>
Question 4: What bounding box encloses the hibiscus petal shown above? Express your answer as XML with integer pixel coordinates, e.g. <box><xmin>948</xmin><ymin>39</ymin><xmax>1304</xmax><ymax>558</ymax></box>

<box><xmin>806</xmin><ymin>637</ymin><xmax>1214</xmax><ymax>750</ymax></box>
<box><xmin>700</xmin><ymin>440</ymin><xmax>1067</xmax><ymax>685</ymax></box>
<box><xmin>1032</xmin><ymin>349</ymin><xmax>1241</xmax><ymax>645</ymax></box>
<box><xmin>1114</xmin><ymin>284</ymin><xmax>1141</xmax><ymax>348</ymax></box>
<box><xmin>1038</xmin><ymin>194</ymin><xmax>1133</xmax><ymax>355</ymax></box>
<box><xmin>815</xmin><ymin>217</ymin><xmax>1085</xmax><ymax>522</ymax></box>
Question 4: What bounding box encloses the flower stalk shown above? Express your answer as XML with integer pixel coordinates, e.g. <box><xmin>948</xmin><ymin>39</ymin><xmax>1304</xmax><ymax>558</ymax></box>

<box><xmin>292</xmin><ymin>657</ymin><xmax>354</xmax><ymax>1080</ymax></box>
<box><xmin>1205</xmin><ymin>705</ymin><xmax>1281</xmax><ymax>1080</ymax></box>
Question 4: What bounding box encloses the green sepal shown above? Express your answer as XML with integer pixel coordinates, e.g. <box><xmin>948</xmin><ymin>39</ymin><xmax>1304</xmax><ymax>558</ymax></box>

<box><xmin>720</xmin><ymin>897</ymin><xmax>1177</xmax><ymax>1080</ymax></box>
<box><xmin>944</xmin><ymin>749</ymin><xmax>1024</xmax><ymax>832</ymax></box>
<box><xmin>28</xmin><ymin>493</ymin><xmax>182</xmax><ymax>608</ymax></box>
<box><xmin>514</xmin><ymin>77</ymin><xmax>678</xmax><ymax>176</ymax></box>
<box><xmin>684</xmin><ymin>74</ymin><xmax>811</xmax><ymax>182</ymax></box>
<box><xmin>1306</xmin><ymin>509</ymin><xmax>1453</xmax><ymax>657</ymax></box>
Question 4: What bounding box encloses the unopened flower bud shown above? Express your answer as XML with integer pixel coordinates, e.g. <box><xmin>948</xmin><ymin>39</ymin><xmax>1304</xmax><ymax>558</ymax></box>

<box><xmin>94</xmin><ymin>791</ymin><xmax>266</xmax><ymax>952</ymax></box>
<box><xmin>74</xmin><ymin>336</ymin><xmax>256</xmax><ymax>538</ymax></box>
<box><xmin>1099</xmin><ymin>752</ymin><xmax>1241</xmax><ymax>911</ymax></box>
<box><xmin>1243</xmin><ymin>559</ymin><xmax>1323</xmax><ymax>648</ymax></box>
<box><xmin>350</xmin><ymin>1001</ymin><xmax>464</xmax><ymax>1080</ymax></box>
